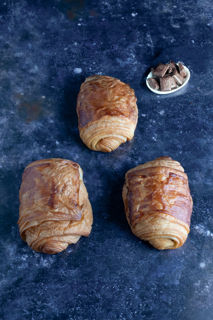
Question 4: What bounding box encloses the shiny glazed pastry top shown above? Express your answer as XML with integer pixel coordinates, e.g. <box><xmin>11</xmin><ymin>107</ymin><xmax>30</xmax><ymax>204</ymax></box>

<box><xmin>77</xmin><ymin>75</ymin><xmax>138</xmax><ymax>152</ymax></box>
<box><xmin>122</xmin><ymin>157</ymin><xmax>193</xmax><ymax>250</ymax></box>
<box><xmin>18</xmin><ymin>158</ymin><xmax>93</xmax><ymax>254</ymax></box>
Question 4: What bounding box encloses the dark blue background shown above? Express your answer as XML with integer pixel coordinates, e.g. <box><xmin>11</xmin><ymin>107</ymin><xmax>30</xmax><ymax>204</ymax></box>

<box><xmin>0</xmin><ymin>1</ymin><xmax>213</xmax><ymax>319</ymax></box>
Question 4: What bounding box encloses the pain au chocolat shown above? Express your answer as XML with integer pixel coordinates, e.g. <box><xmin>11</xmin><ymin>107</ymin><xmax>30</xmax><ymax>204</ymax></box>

<box><xmin>122</xmin><ymin>157</ymin><xmax>193</xmax><ymax>250</ymax></box>
<box><xmin>77</xmin><ymin>75</ymin><xmax>138</xmax><ymax>152</ymax></box>
<box><xmin>18</xmin><ymin>158</ymin><xmax>93</xmax><ymax>254</ymax></box>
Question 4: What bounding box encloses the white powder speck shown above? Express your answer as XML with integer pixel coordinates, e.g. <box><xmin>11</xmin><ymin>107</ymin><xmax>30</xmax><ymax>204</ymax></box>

<box><xmin>194</xmin><ymin>224</ymin><xmax>213</xmax><ymax>238</ymax></box>
<box><xmin>191</xmin><ymin>39</ymin><xmax>195</xmax><ymax>43</ymax></box>
<box><xmin>56</xmin><ymin>140</ymin><xmax>59</xmax><ymax>145</ymax></box>
<box><xmin>131</xmin><ymin>12</ymin><xmax>138</xmax><ymax>17</ymax></box>
<box><xmin>74</xmin><ymin>42</ymin><xmax>78</xmax><ymax>46</ymax></box>
<box><xmin>152</xmin><ymin>136</ymin><xmax>157</xmax><ymax>141</ymax></box>
<box><xmin>78</xmin><ymin>23</ymin><xmax>81</xmax><ymax>26</ymax></box>
<box><xmin>41</xmin><ymin>96</ymin><xmax>46</xmax><ymax>99</ymax></box>
<box><xmin>74</xmin><ymin>68</ymin><xmax>82</xmax><ymax>74</ymax></box>
<box><xmin>29</xmin><ymin>65</ymin><xmax>38</xmax><ymax>74</ymax></box>
<box><xmin>159</xmin><ymin>110</ymin><xmax>165</xmax><ymax>115</ymax></box>
<box><xmin>194</xmin><ymin>280</ymin><xmax>201</xmax><ymax>286</ymax></box>
<box><xmin>200</xmin><ymin>262</ymin><xmax>206</xmax><ymax>269</ymax></box>
<box><xmin>141</xmin><ymin>113</ymin><xmax>146</xmax><ymax>117</ymax></box>
<box><xmin>64</xmin><ymin>47</ymin><xmax>68</xmax><ymax>51</ymax></box>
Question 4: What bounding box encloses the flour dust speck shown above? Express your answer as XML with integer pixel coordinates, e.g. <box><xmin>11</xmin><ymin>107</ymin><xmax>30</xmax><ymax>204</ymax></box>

<box><xmin>199</xmin><ymin>262</ymin><xmax>206</xmax><ymax>269</ymax></box>
<box><xmin>74</xmin><ymin>68</ymin><xmax>82</xmax><ymax>74</ymax></box>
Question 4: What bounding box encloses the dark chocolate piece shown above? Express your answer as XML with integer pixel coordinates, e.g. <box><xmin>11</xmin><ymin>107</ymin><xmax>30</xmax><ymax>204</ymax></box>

<box><xmin>147</xmin><ymin>78</ymin><xmax>159</xmax><ymax>90</ymax></box>
<box><xmin>173</xmin><ymin>73</ymin><xmax>184</xmax><ymax>85</ymax></box>
<box><xmin>160</xmin><ymin>76</ymin><xmax>177</xmax><ymax>91</ymax></box>
<box><xmin>169</xmin><ymin>76</ymin><xmax>178</xmax><ymax>89</ymax></box>
<box><xmin>167</xmin><ymin>61</ymin><xmax>177</xmax><ymax>74</ymax></box>
<box><xmin>178</xmin><ymin>63</ymin><xmax>187</xmax><ymax>78</ymax></box>
<box><xmin>169</xmin><ymin>61</ymin><xmax>177</xmax><ymax>68</ymax></box>
<box><xmin>160</xmin><ymin>77</ymin><xmax>172</xmax><ymax>91</ymax></box>
<box><xmin>167</xmin><ymin>66</ymin><xmax>173</xmax><ymax>74</ymax></box>
<box><xmin>152</xmin><ymin>63</ymin><xmax>170</xmax><ymax>78</ymax></box>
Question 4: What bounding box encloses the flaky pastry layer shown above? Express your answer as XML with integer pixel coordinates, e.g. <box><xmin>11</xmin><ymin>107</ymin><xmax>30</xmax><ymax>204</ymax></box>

<box><xmin>77</xmin><ymin>75</ymin><xmax>138</xmax><ymax>152</ymax></box>
<box><xmin>18</xmin><ymin>158</ymin><xmax>93</xmax><ymax>254</ymax></box>
<box><xmin>122</xmin><ymin>156</ymin><xmax>193</xmax><ymax>250</ymax></box>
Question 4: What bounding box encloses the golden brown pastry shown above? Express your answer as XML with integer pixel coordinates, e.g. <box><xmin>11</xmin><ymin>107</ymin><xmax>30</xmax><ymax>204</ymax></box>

<box><xmin>18</xmin><ymin>158</ymin><xmax>93</xmax><ymax>254</ymax></box>
<box><xmin>122</xmin><ymin>157</ymin><xmax>193</xmax><ymax>250</ymax></box>
<box><xmin>77</xmin><ymin>75</ymin><xmax>138</xmax><ymax>152</ymax></box>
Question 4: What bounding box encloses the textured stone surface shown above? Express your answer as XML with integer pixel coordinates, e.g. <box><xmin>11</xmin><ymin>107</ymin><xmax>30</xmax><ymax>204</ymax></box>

<box><xmin>0</xmin><ymin>1</ymin><xmax>213</xmax><ymax>319</ymax></box>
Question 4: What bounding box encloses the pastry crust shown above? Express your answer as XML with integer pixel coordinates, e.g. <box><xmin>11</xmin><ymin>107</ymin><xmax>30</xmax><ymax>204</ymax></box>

<box><xmin>18</xmin><ymin>158</ymin><xmax>93</xmax><ymax>254</ymax></box>
<box><xmin>77</xmin><ymin>75</ymin><xmax>138</xmax><ymax>152</ymax></box>
<box><xmin>122</xmin><ymin>157</ymin><xmax>193</xmax><ymax>250</ymax></box>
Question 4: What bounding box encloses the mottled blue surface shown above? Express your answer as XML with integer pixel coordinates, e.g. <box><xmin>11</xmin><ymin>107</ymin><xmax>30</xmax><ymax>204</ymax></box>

<box><xmin>0</xmin><ymin>1</ymin><xmax>213</xmax><ymax>319</ymax></box>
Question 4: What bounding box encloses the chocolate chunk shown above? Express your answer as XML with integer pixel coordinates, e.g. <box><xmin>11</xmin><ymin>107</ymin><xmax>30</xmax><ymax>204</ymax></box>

<box><xmin>167</xmin><ymin>61</ymin><xmax>177</xmax><ymax>74</ymax></box>
<box><xmin>160</xmin><ymin>76</ymin><xmax>177</xmax><ymax>91</ymax></box>
<box><xmin>167</xmin><ymin>66</ymin><xmax>173</xmax><ymax>74</ymax></box>
<box><xmin>169</xmin><ymin>64</ymin><xmax>179</xmax><ymax>76</ymax></box>
<box><xmin>173</xmin><ymin>73</ymin><xmax>184</xmax><ymax>85</ymax></box>
<box><xmin>178</xmin><ymin>63</ymin><xmax>187</xmax><ymax>78</ymax></box>
<box><xmin>152</xmin><ymin>63</ymin><xmax>170</xmax><ymax>77</ymax></box>
<box><xmin>159</xmin><ymin>77</ymin><xmax>170</xmax><ymax>91</ymax></box>
<box><xmin>169</xmin><ymin>61</ymin><xmax>177</xmax><ymax>68</ymax></box>
<box><xmin>147</xmin><ymin>78</ymin><xmax>159</xmax><ymax>90</ymax></box>
<box><xmin>169</xmin><ymin>76</ymin><xmax>178</xmax><ymax>89</ymax></box>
